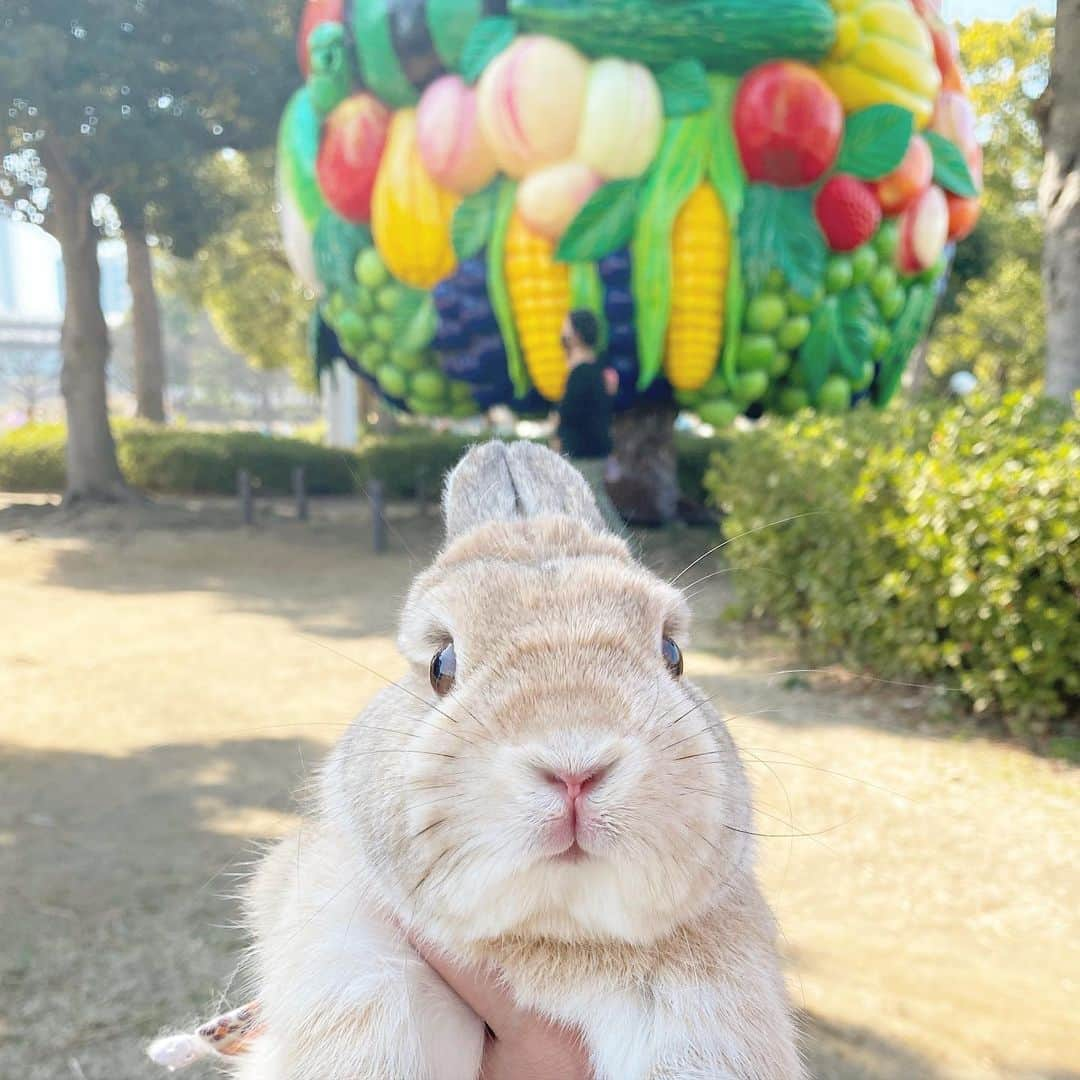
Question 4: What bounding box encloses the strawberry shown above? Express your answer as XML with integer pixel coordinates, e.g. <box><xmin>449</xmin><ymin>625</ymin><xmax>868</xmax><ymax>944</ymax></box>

<box><xmin>814</xmin><ymin>175</ymin><xmax>883</xmax><ymax>252</ymax></box>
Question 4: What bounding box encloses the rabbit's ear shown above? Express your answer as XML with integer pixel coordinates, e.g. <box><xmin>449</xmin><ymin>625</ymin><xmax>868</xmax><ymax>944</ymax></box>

<box><xmin>443</xmin><ymin>441</ymin><xmax>606</xmax><ymax>541</ymax></box>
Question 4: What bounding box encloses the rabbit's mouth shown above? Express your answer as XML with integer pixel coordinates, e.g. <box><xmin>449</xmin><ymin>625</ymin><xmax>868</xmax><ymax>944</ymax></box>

<box><xmin>551</xmin><ymin>840</ymin><xmax>588</xmax><ymax>864</ymax></box>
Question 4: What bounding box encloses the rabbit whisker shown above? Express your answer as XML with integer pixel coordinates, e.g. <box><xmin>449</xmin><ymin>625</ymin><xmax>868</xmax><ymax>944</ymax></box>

<box><xmin>669</xmin><ymin>511</ymin><xmax>828</xmax><ymax>585</ymax></box>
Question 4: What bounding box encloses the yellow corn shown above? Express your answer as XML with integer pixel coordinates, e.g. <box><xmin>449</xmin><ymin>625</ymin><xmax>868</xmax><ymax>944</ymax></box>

<box><xmin>504</xmin><ymin>211</ymin><xmax>571</xmax><ymax>402</ymax></box>
<box><xmin>372</xmin><ymin>108</ymin><xmax>460</xmax><ymax>289</ymax></box>
<box><xmin>664</xmin><ymin>183</ymin><xmax>728</xmax><ymax>392</ymax></box>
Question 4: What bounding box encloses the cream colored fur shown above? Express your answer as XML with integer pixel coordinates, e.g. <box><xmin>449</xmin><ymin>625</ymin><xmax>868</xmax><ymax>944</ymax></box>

<box><xmin>238</xmin><ymin>442</ymin><xmax>804</xmax><ymax>1079</ymax></box>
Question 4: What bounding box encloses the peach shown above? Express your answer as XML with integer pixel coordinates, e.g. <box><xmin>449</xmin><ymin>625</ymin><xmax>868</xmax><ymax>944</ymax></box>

<box><xmin>516</xmin><ymin>161</ymin><xmax>602</xmax><ymax>240</ymax></box>
<box><xmin>575</xmin><ymin>58</ymin><xmax>662</xmax><ymax>180</ymax></box>
<box><xmin>931</xmin><ymin>91</ymin><xmax>978</xmax><ymax>156</ymax></box>
<box><xmin>874</xmin><ymin>134</ymin><xmax>933</xmax><ymax>216</ymax></box>
<box><xmin>477</xmin><ymin>35</ymin><xmax>589</xmax><ymax>179</ymax></box>
<box><xmin>898</xmin><ymin>185</ymin><xmax>949</xmax><ymax>273</ymax></box>
<box><xmin>416</xmin><ymin>75</ymin><xmax>498</xmax><ymax>196</ymax></box>
<box><xmin>946</xmin><ymin>192</ymin><xmax>980</xmax><ymax>241</ymax></box>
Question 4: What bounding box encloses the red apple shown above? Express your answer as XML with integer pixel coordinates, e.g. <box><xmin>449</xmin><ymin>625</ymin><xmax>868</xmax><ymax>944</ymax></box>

<box><xmin>734</xmin><ymin>61</ymin><xmax>844</xmax><ymax>187</ymax></box>
<box><xmin>898</xmin><ymin>185</ymin><xmax>949</xmax><ymax>273</ymax></box>
<box><xmin>297</xmin><ymin>0</ymin><xmax>345</xmax><ymax>77</ymax></box>
<box><xmin>875</xmin><ymin>134</ymin><xmax>933</xmax><ymax>216</ymax></box>
<box><xmin>316</xmin><ymin>94</ymin><xmax>391</xmax><ymax>223</ymax></box>
<box><xmin>815</xmin><ymin>175</ymin><xmax>882</xmax><ymax>252</ymax></box>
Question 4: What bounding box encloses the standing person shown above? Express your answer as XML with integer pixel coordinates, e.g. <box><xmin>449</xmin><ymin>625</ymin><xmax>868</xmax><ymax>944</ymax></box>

<box><xmin>554</xmin><ymin>309</ymin><xmax>623</xmax><ymax>532</ymax></box>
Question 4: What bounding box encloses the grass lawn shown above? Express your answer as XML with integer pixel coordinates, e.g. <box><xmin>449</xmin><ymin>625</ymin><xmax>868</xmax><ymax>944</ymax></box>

<box><xmin>0</xmin><ymin>495</ymin><xmax>1076</xmax><ymax>1080</ymax></box>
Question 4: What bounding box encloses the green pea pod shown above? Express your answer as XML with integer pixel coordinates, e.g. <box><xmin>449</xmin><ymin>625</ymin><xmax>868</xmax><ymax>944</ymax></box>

<box><xmin>632</xmin><ymin>112</ymin><xmax>712</xmax><ymax>390</ymax></box>
<box><xmin>277</xmin><ymin>88</ymin><xmax>327</xmax><ymax>230</ymax></box>
<box><xmin>707</xmin><ymin>75</ymin><xmax>747</xmax><ymax>393</ymax></box>
<box><xmin>873</xmin><ymin>284</ymin><xmax>933</xmax><ymax>407</ymax></box>
<box><xmin>487</xmin><ymin>180</ymin><xmax>528</xmax><ymax>399</ymax></box>
<box><xmin>569</xmin><ymin>262</ymin><xmax>608</xmax><ymax>352</ymax></box>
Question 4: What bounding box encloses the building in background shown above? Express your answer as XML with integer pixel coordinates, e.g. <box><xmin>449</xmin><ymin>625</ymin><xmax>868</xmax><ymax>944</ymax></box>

<box><xmin>0</xmin><ymin>216</ymin><xmax>130</xmax><ymax>427</ymax></box>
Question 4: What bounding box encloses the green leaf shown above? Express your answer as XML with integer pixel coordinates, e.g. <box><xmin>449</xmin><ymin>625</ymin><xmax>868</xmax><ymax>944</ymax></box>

<box><xmin>459</xmin><ymin>16</ymin><xmax>516</xmax><ymax>84</ymax></box>
<box><xmin>739</xmin><ymin>185</ymin><xmax>826</xmax><ymax>298</ymax></box>
<box><xmin>568</xmin><ymin>262</ymin><xmax>609</xmax><ymax>351</ymax></box>
<box><xmin>451</xmin><ymin>183</ymin><xmax>499</xmax><ymax>260</ymax></box>
<box><xmin>797</xmin><ymin>297</ymin><xmax>838</xmax><ymax>397</ymax></box>
<box><xmin>925</xmin><ymin>131</ymin><xmax>979</xmax><ymax>197</ymax></box>
<box><xmin>487</xmin><ymin>180</ymin><xmax>528</xmax><ymax>398</ymax></box>
<box><xmin>633</xmin><ymin>112</ymin><xmax>712</xmax><ymax>389</ymax></box>
<box><xmin>391</xmin><ymin>289</ymin><xmax>438</xmax><ymax>353</ymax></box>
<box><xmin>555</xmin><ymin>179</ymin><xmax>640</xmax><ymax>262</ymax></box>
<box><xmin>707</xmin><ymin>75</ymin><xmax>746</xmax><ymax>390</ymax></box>
<box><xmin>836</xmin><ymin>287</ymin><xmax>879</xmax><ymax>378</ymax></box>
<box><xmin>835</xmin><ymin>104</ymin><xmax>915</xmax><ymax>179</ymax></box>
<box><xmin>658</xmin><ymin>58</ymin><xmax>711</xmax><ymax>117</ymax></box>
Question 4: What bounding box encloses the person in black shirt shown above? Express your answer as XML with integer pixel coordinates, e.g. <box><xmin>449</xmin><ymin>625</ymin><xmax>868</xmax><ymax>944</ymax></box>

<box><xmin>554</xmin><ymin>309</ymin><xmax>623</xmax><ymax>532</ymax></box>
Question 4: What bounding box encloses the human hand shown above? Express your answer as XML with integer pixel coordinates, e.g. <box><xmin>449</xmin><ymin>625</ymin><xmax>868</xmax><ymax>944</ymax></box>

<box><xmin>413</xmin><ymin>940</ymin><xmax>591</xmax><ymax>1080</ymax></box>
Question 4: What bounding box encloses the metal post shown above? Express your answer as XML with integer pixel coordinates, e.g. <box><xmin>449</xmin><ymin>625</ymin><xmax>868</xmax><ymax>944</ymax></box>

<box><xmin>415</xmin><ymin>466</ymin><xmax>428</xmax><ymax>517</ymax></box>
<box><xmin>292</xmin><ymin>465</ymin><xmax>308</xmax><ymax>521</ymax></box>
<box><xmin>238</xmin><ymin>469</ymin><xmax>254</xmax><ymax>526</ymax></box>
<box><xmin>370</xmin><ymin>479</ymin><xmax>387</xmax><ymax>553</ymax></box>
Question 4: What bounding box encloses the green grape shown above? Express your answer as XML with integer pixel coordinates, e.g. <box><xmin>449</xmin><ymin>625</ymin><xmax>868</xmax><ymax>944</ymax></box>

<box><xmin>745</xmin><ymin>293</ymin><xmax>787</xmax><ymax>333</ymax></box>
<box><xmin>851</xmin><ymin>245</ymin><xmax>880</xmax><ymax>285</ymax></box>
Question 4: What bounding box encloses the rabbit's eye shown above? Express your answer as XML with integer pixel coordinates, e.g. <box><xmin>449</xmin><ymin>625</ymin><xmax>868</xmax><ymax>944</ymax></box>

<box><xmin>662</xmin><ymin>637</ymin><xmax>683</xmax><ymax>678</ymax></box>
<box><xmin>430</xmin><ymin>643</ymin><xmax>457</xmax><ymax>696</ymax></box>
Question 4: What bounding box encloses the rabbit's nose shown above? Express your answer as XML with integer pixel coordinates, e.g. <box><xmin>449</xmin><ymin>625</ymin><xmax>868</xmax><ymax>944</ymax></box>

<box><xmin>541</xmin><ymin>766</ymin><xmax>609</xmax><ymax>802</ymax></box>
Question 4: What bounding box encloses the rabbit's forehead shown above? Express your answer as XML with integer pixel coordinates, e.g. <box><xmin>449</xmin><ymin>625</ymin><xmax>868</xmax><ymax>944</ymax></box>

<box><xmin>427</xmin><ymin>555</ymin><xmax>684</xmax><ymax>639</ymax></box>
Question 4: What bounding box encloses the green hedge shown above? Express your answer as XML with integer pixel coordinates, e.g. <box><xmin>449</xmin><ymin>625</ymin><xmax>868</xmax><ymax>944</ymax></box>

<box><xmin>0</xmin><ymin>424</ymin><xmax>360</xmax><ymax>495</ymax></box>
<box><xmin>0</xmin><ymin>424</ymin><xmax>67</xmax><ymax>492</ymax></box>
<box><xmin>704</xmin><ymin>394</ymin><xmax>1080</xmax><ymax>737</ymax></box>
<box><xmin>0</xmin><ymin>425</ymin><xmax>728</xmax><ymax>504</ymax></box>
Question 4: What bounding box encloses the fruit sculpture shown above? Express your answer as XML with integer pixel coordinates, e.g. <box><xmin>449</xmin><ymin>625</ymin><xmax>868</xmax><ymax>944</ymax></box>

<box><xmin>278</xmin><ymin>0</ymin><xmax>982</xmax><ymax>423</ymax></box>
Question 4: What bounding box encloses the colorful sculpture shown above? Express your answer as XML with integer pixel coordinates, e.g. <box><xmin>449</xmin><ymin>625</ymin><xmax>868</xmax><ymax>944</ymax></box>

<box><xmin>277</xmin><ymin>0</ymin><xmax>982</xmax><ymax>423</ymax></box>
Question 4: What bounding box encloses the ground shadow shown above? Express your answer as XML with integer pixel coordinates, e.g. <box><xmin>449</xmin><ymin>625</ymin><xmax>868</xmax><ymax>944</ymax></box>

<box><xmin>801</xmin><ymin>1011</ymin><xmax>943</xmax><ymax>1080</ymax></box>
<box><xmin>0</xmin><ymin>736</ymin><xmax>322</xmax><ymax>1080</ymax></box>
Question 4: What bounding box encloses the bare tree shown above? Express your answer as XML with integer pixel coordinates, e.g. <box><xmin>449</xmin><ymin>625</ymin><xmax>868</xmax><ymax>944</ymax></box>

<box><xmin>1039</xmin><ymin>0</ymin><xmax>1080</xmax><ymax>404</ymax></box>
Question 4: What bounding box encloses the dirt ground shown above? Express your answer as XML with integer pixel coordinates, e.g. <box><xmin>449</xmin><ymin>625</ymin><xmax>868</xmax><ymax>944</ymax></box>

<box><xmin>1</xmin><ymin>494</ymin><xmax>1076</xmax><ymax>1080</ymax></box>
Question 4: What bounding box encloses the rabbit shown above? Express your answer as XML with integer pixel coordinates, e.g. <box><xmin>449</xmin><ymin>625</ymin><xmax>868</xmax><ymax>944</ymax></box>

<box><xmin>234</xmin><ymin>441</ymin><xmax>804</xmax><ymax>1080</ymax></box>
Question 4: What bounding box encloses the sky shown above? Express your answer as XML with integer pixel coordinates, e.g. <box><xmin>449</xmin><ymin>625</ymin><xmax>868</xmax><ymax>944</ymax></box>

<box><xmin>946</xmin><ymin>0</ymin><xmax>1054</xmax><ymax>21</ymax></box>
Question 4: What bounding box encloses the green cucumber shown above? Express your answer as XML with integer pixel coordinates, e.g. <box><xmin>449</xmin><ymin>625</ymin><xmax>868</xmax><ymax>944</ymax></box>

<box><xmin>352</xmin><ymin>0</ymin><xmax>419</xmax><ymax>107</ymax></box>
<box><xmin>508</xmin><ymin>0</ymin><xmax>837</xmax><ymax>73</ymax></box>
<box><xmin>632</xmin><ymin>112</ymin><xmax>712</xmax><ymax>390</ymax></box>
<box><xmin>277</xmin><ymin>89</ymin><xmax>326</xmax><ymax>231</ymax></box>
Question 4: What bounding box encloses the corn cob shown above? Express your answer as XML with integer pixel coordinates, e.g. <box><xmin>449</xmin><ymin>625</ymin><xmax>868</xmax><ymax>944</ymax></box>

<box><xmin>372</xmin><ymin>108</ymin><xmax>460</xmax><ymax>289</ymax></box>
<box><xmin>663</xmin><ymin>183</ymin><xmax>728</xmax><ymax>391</ymax></box>
<box><xmin>504</xmin><ymin>211</ymin><xmax>571</xmax><ymax>402</ymax></box>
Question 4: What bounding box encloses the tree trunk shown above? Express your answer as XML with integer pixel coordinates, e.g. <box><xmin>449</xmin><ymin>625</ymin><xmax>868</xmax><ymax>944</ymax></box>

<box><xmin>125</xmin><ymin>226</ymin><xmax>167</xmax><ymax>422</ymax></box>
<box><xmin>1040</xmin><ymin>0</ymin><xmax>1080</xmax><ymax>405</ymax></box>
<box><xmin>607</xmin><ymin>402</ymin><xmax>680</xmax><ymax>525</ymax></box>
<box><xmin>52</xmin><ymin>175</ymin><xmax>128</xmax><ymax>501</ymax></box>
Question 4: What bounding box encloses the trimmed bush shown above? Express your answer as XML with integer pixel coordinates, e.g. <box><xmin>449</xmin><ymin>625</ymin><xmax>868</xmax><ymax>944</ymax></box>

<box><xmin>0</xmin><ymin>423</ymin><xmax>360</xmax><ymax>495</ymax></box>
<box><xmin>353</xmin><ymin>432</ymin><xmax>475</xmax><ymax>499</ymax></box>
<box><xmin>705</xmin><ymin>394</ymin><xmax>1080</xmax><ymax>737</ymax></box>
<box><xmin>0</xmin><ymin>424</ymin><xmax>67</xmax><ymax>492</ymax></box>
<box><xmin>118</xmin><ymin>428</ymin><xmax>359</xmax><ymax>495</ymax></box>
<box><xmin>1</xmin><ymin>424</ymin><xmax>728</xmax><ymax>506</ymax></box>
<box><xmin>676</xmin><ymin>433</ymin><xmax>732</xmax><ymax>506</ymax></box>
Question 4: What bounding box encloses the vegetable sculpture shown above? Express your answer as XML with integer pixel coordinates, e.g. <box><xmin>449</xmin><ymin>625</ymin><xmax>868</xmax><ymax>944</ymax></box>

<box><xmin>278</xmin><ymin>0</ymin><xmax>982</xmax><ymax>423</ymax></box>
